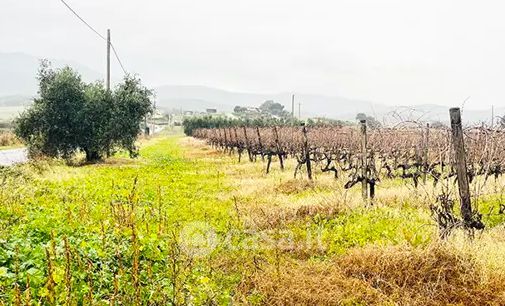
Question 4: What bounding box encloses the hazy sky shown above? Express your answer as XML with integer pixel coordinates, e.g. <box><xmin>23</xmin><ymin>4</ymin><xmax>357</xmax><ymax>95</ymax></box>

<box><xmin>2</xmin><ymin>0</ymin><xmax>505</xmax><ymax>109</ymax></box>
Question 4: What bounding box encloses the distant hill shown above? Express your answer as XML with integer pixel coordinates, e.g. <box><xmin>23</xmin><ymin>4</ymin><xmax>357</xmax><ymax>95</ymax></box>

<box><xmin>0</xmin><ymin>52</ymin><xmax>103</xmax><ymax>96</ymax></box>
<box><xmin>154</xmin><ymin>85</ymin><xmax>382</xmax><ymax>121</ymax></box>
<box><xmin>0</xmin><ymin>95</ymin><xmax>32</xmax><ymax>107</ymax></box>
<box><xmin>0</xmin><ymin>52</ymin><xmax>499</xmax><ymax>124</ymax></box>
<box><xmin>154</xmin><ymin>85</ymin><xmax>499</xmax><ymax>124</ymax></box>
<box><xmin>155</xmin><ymin>85</ymin><xmax>267</xmax><ymax>113</ymax></box>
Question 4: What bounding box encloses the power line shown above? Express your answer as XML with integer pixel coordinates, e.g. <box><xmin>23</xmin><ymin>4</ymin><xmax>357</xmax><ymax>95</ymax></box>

<box><xmin>59</xmin><ymin>0</ymin><xmax>106</xmax><ymax>41</ymax></box>
<box><xmin>111</xmin><ymin>43</ymin><xmax>127</xmax><ymax>74</ymax></box>
<box><xmin>59</xmin><ymin>0</ymin><xmax>127</xmax><ymax>74</ymax></box>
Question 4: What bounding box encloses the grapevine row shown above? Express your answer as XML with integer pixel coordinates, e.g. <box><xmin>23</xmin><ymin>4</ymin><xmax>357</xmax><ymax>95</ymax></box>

<box><xmin>192</xmin><ymin>109</ymin><xmax>505</xmax><ymax>234</ymax></box>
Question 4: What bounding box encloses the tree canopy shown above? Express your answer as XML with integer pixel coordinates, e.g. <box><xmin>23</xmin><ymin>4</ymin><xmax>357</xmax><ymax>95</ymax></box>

<box><xmin>356</xmin><ymin>113</ymin><xmax>382</xmax><ymax>129</ymax></box>
<box><xmin>15</xmin><ymin>61</ymin><xmax>153</xmax><ymax>161</ymax></box>
<box><xmin>259</xmin><ymin>100</ymin><xmax>290</xmax><ymax>118</ymax></box>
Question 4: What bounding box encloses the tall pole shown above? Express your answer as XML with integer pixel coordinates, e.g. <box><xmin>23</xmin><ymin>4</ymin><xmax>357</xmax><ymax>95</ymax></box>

<box><xmin>291</xmin><ymin>94</ymin><xmax>295</xmax><ymax>118</ymax></box>
<box><xmin>491</xmin><ymin>105</ymin><xmax>494</xmax><ymax>127</ymax></box>
<box><xmin>106</xmin><ymin>29</ymin><xmax>111</xmax><ymax>91</ymax></box>
<box><xmin>298</xmin><ymin>103</ymin><xmax>301</xmax><ymax>119</ymax></box>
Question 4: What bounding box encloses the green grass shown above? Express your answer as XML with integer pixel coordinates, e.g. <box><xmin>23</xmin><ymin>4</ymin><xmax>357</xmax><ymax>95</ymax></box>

<box><xmin>1</xmin><ymin>136</ymin><xmax>505</xmax><ymax>305</ymax></box>
<box><xmin>0</xmin><ymin>136</ymin><xmax>238</xmax><ymax>305</ymax></box>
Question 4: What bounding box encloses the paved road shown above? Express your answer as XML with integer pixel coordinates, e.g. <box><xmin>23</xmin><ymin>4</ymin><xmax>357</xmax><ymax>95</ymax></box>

<box><xmin>0</xmin><ymin>148</ymin><xmax>28</xmax><ymax>166</ymax></box>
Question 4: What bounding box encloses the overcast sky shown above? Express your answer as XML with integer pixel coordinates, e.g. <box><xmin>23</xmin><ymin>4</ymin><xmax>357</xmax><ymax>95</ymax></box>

<box><xmin>1</xmin><ymin>0</ymin><xmax>505</xmax><ymax>109</ymax></box>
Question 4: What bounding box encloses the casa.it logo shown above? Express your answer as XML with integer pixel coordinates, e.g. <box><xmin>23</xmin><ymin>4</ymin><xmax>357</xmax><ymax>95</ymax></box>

<box><xmin>179</xmin><ymin>221</ymin><xmax>217</xmax><ymax>258</ymax></box>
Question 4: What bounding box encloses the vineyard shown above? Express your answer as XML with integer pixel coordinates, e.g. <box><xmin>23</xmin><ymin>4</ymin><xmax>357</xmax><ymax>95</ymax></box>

<box><xmin>193</xmin><ymin>108</ymin><xmax>504</xmax><ymax>237</ymax></box>
<box><xmin>3</xmin><ymin>113</ymin><xmax>505</xmax><ymax>304</ymax></box>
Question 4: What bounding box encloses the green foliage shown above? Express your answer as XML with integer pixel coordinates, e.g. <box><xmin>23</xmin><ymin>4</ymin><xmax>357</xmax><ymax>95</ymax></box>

<box><xmin>356</xmin><ymin>112</ymin><xmax>382</xmax><ymax>129</ymax></box>
<box><xmin>233</xmin><ymin>106</ymin><xmax>247</xmax><ymax>113</ymax></box>
<box><xmin>182</xmin><ymin>114</ymin><xmax>354</xmax><ymax>136</ymax></box>
<box><xmin>15</xmin><ymin>62</ymin><xmax>86</xmax><ymax>159</ymax></box>
<box><xmin>182</xmin><ymin>116</ymin><xmax>303</xmax><ymax>136</ymax></box>
<box><xmin>259</xmin><ymin>100</ymin><xmax>290</xmax><ymax>118</ymax></box>
<box><xmin>14</xmin><ymin>61</ymin><xmax>153</xmax><ymax>161</ymax></box>
<box><xmin>306</xmin><ymin>117</ymin><xmax>351</xmax><ymax>126</ymax></box>
<box><xmin>110</xmin><ymin>76</ymin><xmax>154</xmax><ymax>158</ymax></box>
<box><xmin>0</xmin><ymin>137</ymin><xmax>237</xmax><ymax>304</ymax></box>
<box><xmin>183</xmin><ymin>116</ymin><xmax>235</xmax><ymax>136</ymax></box>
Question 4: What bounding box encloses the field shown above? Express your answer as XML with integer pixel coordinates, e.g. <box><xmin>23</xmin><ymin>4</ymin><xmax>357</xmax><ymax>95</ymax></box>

<box><xmin>0</xmin><ymin>106</ymin><xmax>25</xmax><ymax>122</ymax></box>
<box><xmin>2</xmin><ymin>133</ymin><xmax>505</xmax><ymax>305</ymax></box>
<box><xmin>0</xmin><ymin>131</ymin><xmax>22</xmax><ymax>150</ymax></box>
<box><xmin>0</xmin><ymin>106</ymin><xmax>24</xmax><ymax>150</ymax></box>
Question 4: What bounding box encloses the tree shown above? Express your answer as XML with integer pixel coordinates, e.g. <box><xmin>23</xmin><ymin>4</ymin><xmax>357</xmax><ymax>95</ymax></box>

<box><xmin>355</xmin><ymin>113</ymin><xmax>382</xmax><ymax>129</ymax></box>
<box><xmin>15</xmin><ymin>61</ymin><xmax>153</xmax><ymax>162</ymax></box>
<box><xmin>111</xmin><ymin>75</ymin><xmax>154</xmax><ymax>158</ymax></box>
<box><xmin>15</xmin><ymin>61</ymin><xmax>86</xmax><ymax>159</ymax></box>
<box><xmin>234</xmin><ymin>106</ymin><xmax>247</xmax><ymax>113</ymax></box>
<box><xmin>80</xmin><ymin>82</ymin><xmax>114</xmax><ymax>160</ymax></box>
<box><xmin>356</xmin><ymin>113</ymin><xmax>367</xmax><ymax>122</ymax></box>
<box><xmin>259</xmin><ymin>100</ymin><xmax>289</xmax><ymax>118</ymax></box>
<box><xmin>430</xmin><ymin>120</ymin><xmax>447</xmax><ymax>129</ymax></box>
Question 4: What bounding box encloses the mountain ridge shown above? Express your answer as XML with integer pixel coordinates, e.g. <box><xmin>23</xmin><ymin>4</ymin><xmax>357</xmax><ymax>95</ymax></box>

<box><xmin>0</xmin><ymin>52</ymin><xmax>500</xmax><ymax>123</ymax></box>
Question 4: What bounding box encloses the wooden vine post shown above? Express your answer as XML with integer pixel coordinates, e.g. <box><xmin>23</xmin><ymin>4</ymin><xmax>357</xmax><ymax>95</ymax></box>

<box><xmin>226</xmin><ymin>128</ymin><xmax>233</xmax><ymax>155</ymax></box>
<box><xmin>256</xmin><ymin>127</ymin><xmax>264</xmax><ymax>161</ymax></box>
<box><xmin>243</xmin><ymin>126</ymin><xmax>253</xmax><ymax>162</ymax></box>
<box><xmin>449</xmin><ymin>108</ymin><xmax>473</xmax><ymax>226</ymax></box>
<box><xmin>273</xmin><ymin>126</ymin><xmax>284</xmax><ymax>170</ymax></box>
<box><xmin>302</xmin><ymin>124</ymin><xmax>312</xmax><ymax>180</ymax></box>
<box><xmin>216</xmin><ymin>128</ymin><xmax>222</xmax><ymax>149</ymax></box>
<box><xmin>423</xmin><ymin>123</ymin><xmax>430</xmax><ymax>184</ymax></box>
<box><xmin>360</xmin><ymin>120</ymin><xmax>368</xmax><ymax>202</ymax></box>
<box><xmin>222</xmin><ymin>128</ymin><xmax>228</xmax><ymax>153</ymax></box>
<box><xmin>233</xmin><ymin>127</ymin><xmax>241</xmax><ymax>161</ymax></box>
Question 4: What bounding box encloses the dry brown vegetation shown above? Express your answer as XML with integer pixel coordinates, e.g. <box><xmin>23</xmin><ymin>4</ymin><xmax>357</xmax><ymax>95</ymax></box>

<box><xmin>184</xmin><ymin>136</ymin><xmax>505</xmax><ymax>305</ymax></box>
<box><xmin>0</xmin><ymin>131</ymin><xmax>20</xmax><ymax>147</ymax></box>
<box><xmin>237</xmin><ymin>244</ymin><xmax>505</xmax><ymax>305</ymax></box>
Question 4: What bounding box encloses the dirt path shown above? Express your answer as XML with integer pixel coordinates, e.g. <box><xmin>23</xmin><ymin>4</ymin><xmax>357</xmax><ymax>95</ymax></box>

<box><xmin>0</xmin><ymin>148</ymin><xmax>27</xmax><ymax>166</ymax></box>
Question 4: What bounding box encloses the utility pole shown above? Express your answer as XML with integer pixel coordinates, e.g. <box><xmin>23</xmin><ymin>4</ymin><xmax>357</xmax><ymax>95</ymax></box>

<box><xmin>298</xmin><ymin>102</ymin><xmax>301</xmax><ymax>119</ymax></box>
<box><xmin>106</xmin><ymin>29</ymin><xmax>111</xmax><ymax>91</ymax></box>
<box><xmin>491</xmin><ymin>105</ymin><xmax>494</xmax><ymax>127</ymax></box>
<box><xmin>291</xmin><ymin>94</ymin><xmax>295</xmax><ymax>118</ymax></box>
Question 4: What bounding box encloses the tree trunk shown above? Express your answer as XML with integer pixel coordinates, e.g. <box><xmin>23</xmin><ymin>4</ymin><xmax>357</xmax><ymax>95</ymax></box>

<box><xmin>85</xmin><ymin>149</ymin><xmax>101</xmax><ymax>162</ymax></box>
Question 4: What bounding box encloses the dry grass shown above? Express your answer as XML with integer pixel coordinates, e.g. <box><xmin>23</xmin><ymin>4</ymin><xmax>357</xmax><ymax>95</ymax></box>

<box><xmin>275</xmin><ymin>179</ymin><xmax>317</xmax><ymax>194</ymax></box>
<box><xmin>0</xmin><ymin>131</ymin><xmax>21</xmax><ymax>147</ymax></box>
<box><xmin>237</xmin><ymin>244</ymin><xmax>505</xmax><ymax>305</ymax></box>
<box><xmin>338</xmin><ymin>244</ymin><xmax>505</xmax><ymax>305</ymax></box>
<box><xmin>180</xmin><ymin>137</ymin><xmax>505</xmax><ymax>305</ymax></box>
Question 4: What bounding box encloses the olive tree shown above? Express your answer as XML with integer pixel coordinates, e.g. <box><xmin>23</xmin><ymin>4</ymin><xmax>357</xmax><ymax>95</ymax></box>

<box><xmin>15</xmin><ymin>61</ymin><xmax>154</xmax><ymax>161</ymax></box>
